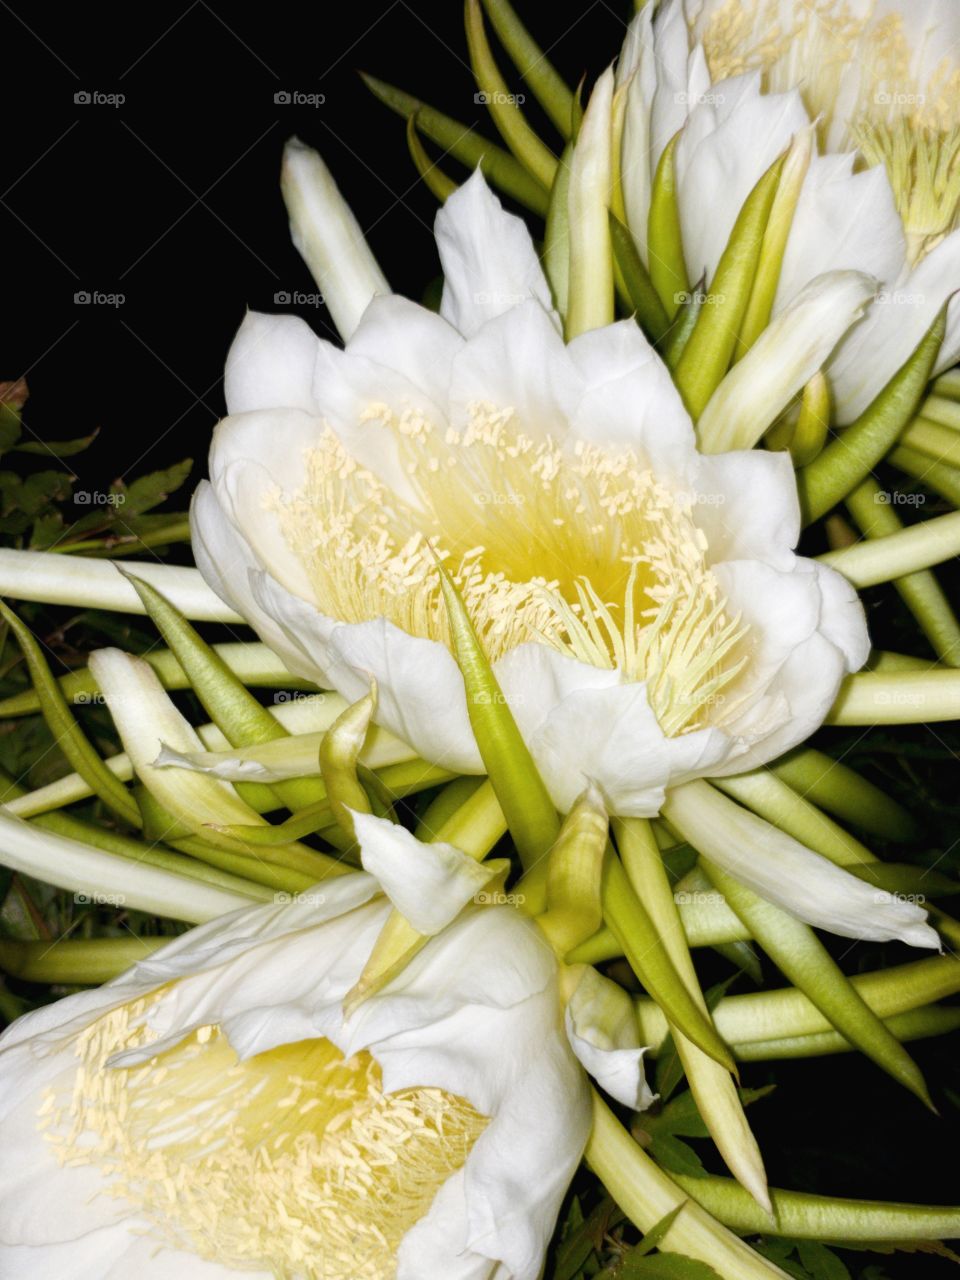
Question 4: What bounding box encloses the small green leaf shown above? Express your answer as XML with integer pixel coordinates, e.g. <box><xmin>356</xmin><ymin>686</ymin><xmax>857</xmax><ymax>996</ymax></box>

<box><xmin>610</xmin><ymin>212</ymin><xmax>670</xmax><ymax>343</ymax></box>
<box><xmin>465</xmin><ymin>0</ymin><xmax>558</xmax><ymax>189</ymax></box>
<box><xmin>0</xmin><ymin>598</ymin><xmax>141</xmax><ymax>827</ymax></box>
<box><xmin>361</xmin><ymin>74</ymin><xmax>549</xmax><ymax>216</ymax></box>
<box><xmin>16</xmin><ymin>429</ymin><xmax>99</xmax><ymax>458</ymax></box>
<box><xmin>675</xmin><ymin>151</ymin><xmax>785</xmax><ymax>422</ymax></box>
<box><xmin>799</xmin><ymin>303</ymin><xmax>946</xmax><ymax>522</ymax></box>
<box><xmin>647</xmin><ymin>134</ymin><xmax>689</xmax><ymax>320</ymax></box>
<box><xmin>437</xmin><ymin>561</ymin><xmax>559</xmax><ymax>876</ymax></box>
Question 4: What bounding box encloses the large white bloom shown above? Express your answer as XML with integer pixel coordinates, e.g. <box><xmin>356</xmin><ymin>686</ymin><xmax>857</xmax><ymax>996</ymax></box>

<box><xmin>193</xmin><ymin>169</ymin><xmax>869</xmax><ymax>819</ymax></box>
<box><xmin>618</xmin><ymin>0</ymin><xmax>960</xmax><ymax>420</ymax></box>
<box><xmin>0</xmin><ymin>857</ymin><xmax>606</xmax><ymax>1279</ymax></box>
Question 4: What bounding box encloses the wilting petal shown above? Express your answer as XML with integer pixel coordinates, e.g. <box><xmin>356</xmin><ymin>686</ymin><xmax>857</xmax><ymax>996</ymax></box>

<box><xmin>565</xmin><ymin>965</ymin><xmax>656</xmax><ymax>1110</ymax></box>
<box><xmin>352</xmin><ymin>810</ymin><xmax>496</xmax><ymax>934</ymax></box>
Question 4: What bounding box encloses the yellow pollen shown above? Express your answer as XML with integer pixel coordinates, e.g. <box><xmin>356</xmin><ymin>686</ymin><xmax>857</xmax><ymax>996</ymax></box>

<box><xmin>698</xmin><ymin>1</ymin><xmax>960</xmax><ymax>266</ymax></box>
<box><xmin>272</xmin><ymin>404</ymin><xmax>750</xmax><ymax>736</ymax></box>
<box><xmin>41</xmin><ymin>994</ymin><xmax>489</xmax><ymax>1279</ymax></box>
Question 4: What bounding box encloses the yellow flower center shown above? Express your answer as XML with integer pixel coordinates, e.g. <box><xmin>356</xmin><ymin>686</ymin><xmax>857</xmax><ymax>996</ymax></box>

<box><xmin>273</xmin><ymin>403</ymin><xmax>749</xmax><ymax>737</ymax></box>
<box><xmin>698</xmin><ymin>0</ymin><xmax>960</xmax><ymax>263</ymax></box>
<box><xmin>40</xmin><ymin>994</ymin><xmax>488</xmax><ymax>1279</ymax></box>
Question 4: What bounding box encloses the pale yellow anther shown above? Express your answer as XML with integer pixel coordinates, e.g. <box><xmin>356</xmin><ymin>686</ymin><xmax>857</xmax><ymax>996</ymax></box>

<box><xmin>271</xmin><ymin>403</ymin><xmax>749</xmax><ymax>739</ymax></box>
<box><xmin>43</xmin><ymin>993</ymin><xmax>488</xmax><ymax>1279</ymax></box>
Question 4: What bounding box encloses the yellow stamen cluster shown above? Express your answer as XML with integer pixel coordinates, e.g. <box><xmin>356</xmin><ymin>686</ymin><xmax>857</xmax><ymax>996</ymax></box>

<box><xmin>273</xmin><ymin>403</ymin><xmax>748</xmax><ymax>736</ymax></box>
<box><xmin>40</xmin><ymin>995</ymin><xmax>488</xmax><ymax>1279</ymax></box>
<box><xmin>698</xmin><ymin>1</ymin><xmax>960</xmax><ymax>265</ymax></box>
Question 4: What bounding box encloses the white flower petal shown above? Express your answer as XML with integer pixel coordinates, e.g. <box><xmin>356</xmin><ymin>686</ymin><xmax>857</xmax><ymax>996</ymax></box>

<box><xmin>691</xmin><ymin>448</ymin><xmax>800</xmax><ymax>570</ymax></box>
<box><xmin>666</xmin><ymin>780</ymin><xmax>940</xmax><ymax>948</ymax></box>
<box><xmin>189</xmin><ymin>482</ymin><xmax>317</xmax><ymax>673</ymax></box>
<box><xmin>830</xmin><ymin>228</ymin><xmax>960</xmax><ymax>421</ymax></box>
<box><xmin>435</xmin><ymin>170</ymin><xmax>556</xmax><ymax>338</ymax></box>
<box><xmin>352</xmin><ymin>810</ymin><xmax>495</xmax><ymax>935</ymax></box>
<box><xmin>448</xmin><ymin>299</ymin><xmax>581</xmax><ymax>438</ymax></box>
<box><xmin>495</xmin><ymin>645</ymin><xmax>671</xmax><ymax>815</ymax></box>
<box><xmin>346</xmin><ymin>293</ymin><xmax>463</xmax><ymax>405</ymax></box>
<box><xmin>675</xmin><ymin>83</ymin><xmax>809</xmax><ymax>283</ymax></box>
<box><xmin>566</xmin><ymin>319</ymin><xmax>695</xmax><ymax>476</ymax></box>
<box><xmin>253</xmin><ymin>603</ymin><xmax>483</xmax><ymax>774</ymax></box>
<box><xmin>223</xmin><ymin>310</ymin><xmax>322</xmax><ymax>416</ymax></box>
<box><xmin>207</xmin><ymin>408</ymin><xmax>324</xmax><ymax>599</ymax></box>
<box><xmin>565</xmin><ymin>966</ymin><xmax>656</xmax><ymax>1110</ymax></box>
<box><xmin>776</xmin><ymin>158</ymin><xmax>906</xmax><ymax>313</ymax></box>
<box><xmin>281</xmin><ymin>137</ymin><xmax>390</xmax><ymax>342</ymax></box>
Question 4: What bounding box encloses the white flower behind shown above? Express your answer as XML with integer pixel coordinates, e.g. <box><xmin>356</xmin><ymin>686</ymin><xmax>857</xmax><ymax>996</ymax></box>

<box><xmin>618</xmin><ymin>0</ymin><xmax>960</xmax><ymax>420</ymax></box>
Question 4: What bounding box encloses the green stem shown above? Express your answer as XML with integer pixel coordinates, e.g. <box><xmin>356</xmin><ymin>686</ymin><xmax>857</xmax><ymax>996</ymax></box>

<box><xmin>672</xmin><ymin>1173</ymin><xmax>960</xmax><ymax>1242</ymax></box>
<box><xmin>818</xmin><ymin>508</ymin><xmax>960</xmax><ymax>586</ymax></box>
<box><xmin>586</xmin><ymin>1094</ymin><xmax>788</xmax><ymax>1279</ymax></box>
<box><xmin>846</xmin><ymin>476</ymin><xmax>960</xmax><ymax>664</ymax></box>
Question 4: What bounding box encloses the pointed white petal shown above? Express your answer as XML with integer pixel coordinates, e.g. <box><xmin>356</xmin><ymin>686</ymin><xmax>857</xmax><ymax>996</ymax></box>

<box><xmin>281</xmin><ymin>137</ymin><xmax>390</xmax><ymax>341</ymax></box>
<box><xmin>666</xmin><ymin>780</ymin><xmax>939</xmax><ymax>948</ymax></box>
<box><xmin>224</xmin><ymin>310</ymin><xmax>322</xmax><ymax>416</ymax></box>
<box><xmin>436</xmin><ymin>170</ymin><xmax>556</xmax><ymax>338</ymax></box>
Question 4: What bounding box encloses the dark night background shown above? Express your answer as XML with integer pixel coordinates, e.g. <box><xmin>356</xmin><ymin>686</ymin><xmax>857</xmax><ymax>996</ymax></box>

<box><xmin>2</xmin><ymin>2</ymin><xmax>959</xmax><ymax>1273</ymax></box>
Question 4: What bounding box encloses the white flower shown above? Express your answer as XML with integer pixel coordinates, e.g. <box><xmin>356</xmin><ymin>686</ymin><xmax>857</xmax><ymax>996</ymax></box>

<box><xmin>0</xmin><ymin>865</ymin><xmax>597</xmax><ymax>1278</ymax></box>
<box><xmin>618</xmin><ymin>0</ymin><xmax>960</xmax><ymax>420</ymax></box>
<box><xmin>193</xmin><ymin>163</ymin><xmax>869</xmax><ymax>821</ymax></box>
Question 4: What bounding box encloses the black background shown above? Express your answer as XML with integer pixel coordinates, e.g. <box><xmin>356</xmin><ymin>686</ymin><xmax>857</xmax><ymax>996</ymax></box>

<box><xmin>3</xmin><ymin>1</ymin><xmax>960</xmax><ymax>1268</ymax></box>
<box><xmin>1</xmin><ymin>0</ymin><xmax>624</xmax><ymax>494</ymax></box>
